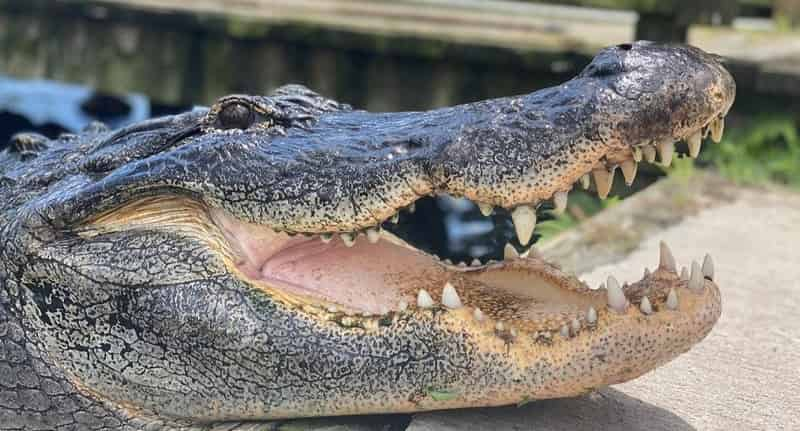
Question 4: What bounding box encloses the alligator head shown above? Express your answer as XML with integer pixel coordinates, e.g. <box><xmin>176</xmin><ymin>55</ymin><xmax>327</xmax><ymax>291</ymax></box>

<box><xmin>0</xmin><ymin>41</ymin><xmax>733</xmax><ymax>428</ymax></box>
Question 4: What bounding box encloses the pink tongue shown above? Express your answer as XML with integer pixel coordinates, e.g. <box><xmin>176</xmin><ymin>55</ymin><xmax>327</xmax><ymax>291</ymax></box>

<box><xmin>212</xmin><ymin>207</ymin><xmax>444</xmax><ymax>313</ymax></box>
<box><xmin>259</xmin><ymin>238</ymin><xmax>440</xmax><ymax>314</ymax></box>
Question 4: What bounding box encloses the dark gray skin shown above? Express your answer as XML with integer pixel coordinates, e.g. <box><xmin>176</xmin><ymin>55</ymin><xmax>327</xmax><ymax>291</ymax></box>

<box><xmin>0</xmin><ymin>42</ymin><xmax>733</xmax><ymax>430</ymax></box>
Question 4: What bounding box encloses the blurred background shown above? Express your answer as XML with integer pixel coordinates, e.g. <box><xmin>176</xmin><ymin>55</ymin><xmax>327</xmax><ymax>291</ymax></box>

<box><xmin>1</xmin><ymin>0</ymin><xmax>799</xmax><ymax>261</ymax></box>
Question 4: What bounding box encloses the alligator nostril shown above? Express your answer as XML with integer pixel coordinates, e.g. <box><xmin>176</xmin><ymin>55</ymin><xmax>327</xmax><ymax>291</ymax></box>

<box><xmin>617</xmin><ymin>43</ymin><xmax>633</xmax><ymax>51</ymax></box>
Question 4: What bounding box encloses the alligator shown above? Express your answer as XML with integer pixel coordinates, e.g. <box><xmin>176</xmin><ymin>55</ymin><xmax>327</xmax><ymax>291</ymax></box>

<box><xmin>0</xmin><ymin>41</ymin><xmax>734</xmax><ymax>430</ymax></box>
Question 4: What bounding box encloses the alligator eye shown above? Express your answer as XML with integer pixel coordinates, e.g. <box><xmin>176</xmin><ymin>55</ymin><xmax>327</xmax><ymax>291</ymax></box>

<box><xmin>218</xmin><ymin>102</ymin><xmax>255</xmax><ymax>130</ymax></box>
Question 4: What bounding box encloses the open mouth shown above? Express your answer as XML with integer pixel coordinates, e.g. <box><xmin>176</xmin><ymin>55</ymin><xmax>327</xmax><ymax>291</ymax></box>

<box><xmin>196</xmin><ymin>116</ymin><xmax>725</xmax><ymax>335</ymax></box>
<box><xmin>81</xmin><ymin>112</ymin><xmax>725</xmax><ymax>343</ymax></box>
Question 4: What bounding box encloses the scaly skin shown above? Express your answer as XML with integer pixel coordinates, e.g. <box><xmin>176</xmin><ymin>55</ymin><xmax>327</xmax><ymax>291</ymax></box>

<box><xmin>0</xmin><ymin>42</ymin><xmax>734</xmax><ymax>430</ymax></box>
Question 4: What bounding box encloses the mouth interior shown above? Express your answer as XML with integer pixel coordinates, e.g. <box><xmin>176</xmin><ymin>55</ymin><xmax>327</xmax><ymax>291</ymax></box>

<box><xmin>210</xmin><ymin>202</ymin><xmax>599</xmax><ymax>325</ymax></box>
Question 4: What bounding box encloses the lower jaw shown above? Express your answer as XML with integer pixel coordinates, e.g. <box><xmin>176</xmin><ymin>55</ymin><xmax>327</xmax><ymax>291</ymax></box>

<box><xmin>199</xmin><ymin>266</ymin><xmax>720</xmax><ymax>421</ymax></box>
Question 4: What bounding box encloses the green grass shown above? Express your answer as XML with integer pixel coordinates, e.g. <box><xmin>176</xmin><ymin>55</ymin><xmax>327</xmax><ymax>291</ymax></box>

<box><xmin>700</xmin><ymin>115</ymin><xmax>800</xmax><ymax>189</ymax></box>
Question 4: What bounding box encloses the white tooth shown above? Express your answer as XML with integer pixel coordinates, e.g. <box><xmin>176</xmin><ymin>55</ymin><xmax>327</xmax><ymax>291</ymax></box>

<box><xmin>390</xmin><ymin>213</ymin><xmax>400</xmax><ymax>224</ymax></box>
<box><xmin>320</xmin><ymin>233</ymin><xmax>333</xmax><ymax>243</ymax></box>
<box><xmin>327</xmin><ymin>305</ymin><xmax>338</xmax><ymax>313</ymax></box>
<box><xmin>571</xmin><ymin>318</ymin><xmax>581</xmax><ymax>333</ymax></box>
<box><xmin>632</xmin><ymin>147</ymin><xmax>643</xmax><ymax>162</ymax></box>
<box><xmin>519</xmin><ymin>246</ymin><xmax>544</xmax><ymax>260</ymax></box>
<box><xmin>553</xmin><ymin>191</ymin><xmax>568</xmax><ymax>214</ymax></box>
<box><xmin>689</xmin><ymin>261</ymin><xmax>704</xmax><ymax>291</ymax></box>
<box><xmin>586</xmin><ymin>306</ymin><xmax>597</xmax><ymax>324</ymax></box>
<box><xmin>680</xmin><ymin>266</ymin><xmax>689</xmax><ymax>281</ymax></box>
<box><xmin>495</xmin><ymin>322</ymin><xmax>505</xmax><ymax>332</ymax></box>
<box><xmin>659</xmin><ymin>241</ymin><xmax>676</xmax><ymax>272</ymax></box>
<box><xmin>510</xmin><ymin>328</ymin><xmax>518</xmax><ymax>337</ymax></box>
<box><xmin>398</xmin><ymin>300</ymin><xmax>409</xmax><ymax>311</ymax></box>
<box><xmin>407</xmin><ymin>202</ymin><xmax>416</xmax><ymax>213</ymax></box>
<box><xmin>417</xmin><ymin>289</ymin><xmax>435</xmax><ymax>308</ymax></box>
<box><xmin>639</xmin><ymin>296</ymin><xmax>653</xmax><ymax>315</ymax></box>
<box><xmin>687</xmin><ymin>130</ymin><xmax>703</xmax><ymax>158</ymax></box>
<box><xmin>341</xmin><ymin>233</ymin><xmax>356</xmax><ymax>247</ymax></box>
<box><xmin>657</xmin><ymin>139</ymin><xmax>674</xmax><ymax>167</ymax></box>
<box><xmin>592</xmin><ymin>168</ymin><xmax>614</xmax><ymax>199</ymax></box>
<box><xmin>711</xmin><ymin>117</ymin><xmax>724</xmax><ymax>143</ymax></box>
<box><xmin>702</xmin><ymin>253</ymin><xmax>714</xmax><ymax>280</ymax></box>
<box><xmin>620</xmin><ymin>160</ymin><xmax>637</xmax><ymax>186</ymax></box>
<box><xmin>441</xmin><ymin>282</ymin><xmax>462</xmax><ymax>309</ymax></box>
<box><xmin>478</xmin><ymin>203</ymin><xmax>493</xmax><ymax>217</ymax></box>
<box><xmin>666</xmin><ymin>288</ymin><xmax>679</xmax><ymax>310</ymax></box>
<box><xmin>366</xmin><ymin>227</ymin><xmax>380</xmax><ymax>243</ymax></box>
<box><xmin>511</xmin><ymin>205</ymin><xmax>537</xmax><ymax>246</ymax></box>
<box><xmin>379</xmin><ymin>306</ymin><xmax>389</xmax><ymax>315</ymax></box>
<box><xmin>443</xmin><ymin>259</ymin><xmax>453</xmax><ymax>265</ymax></box>
<box><xmin>580</xmin><ymin>174</ymin><xmax>591</xmax><ymax>189</ymax></box>
<box><xmin>457</xmin><ymin>262</ymin><xmax>467</xmax><ymax>268</ymax></box>
<box><xmin>470</xmin><ymin>258</ymin><xmax>482</xmax><ymax>267</ymax></box>
<box><xmin>643</xmin><ymin>145</ymin><xmax>657</xmax><ymax>163</ymax></box>
<box><xmin>473</xmin><ymin>308</ymin><xmax>484</xmax><ymax>322</ymax></box>
<box><xmin>504</xmin><ymin>243</ymin><xmax>520</xmax><ymax>260</ymax></box>
<box><xmin>560</xmin><ymin>324</ymin><xmax>570</xmax><ymax>338</ymax></box>
<box><xmin>606</xmin><ymin>275</ymin><xmax>627</xmax><ymax>312</ymax></box>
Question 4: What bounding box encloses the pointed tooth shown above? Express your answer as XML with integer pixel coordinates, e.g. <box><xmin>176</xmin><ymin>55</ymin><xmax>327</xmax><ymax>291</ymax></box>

<box><xmin>659</xmin><ymin>241</ymin><xmax>676</xmax><ymax>272</ymax></box>
<box><xmin>606</xmin><ymin>276</ymin><xmax>627</xmax><ymax>313</ymax></box>
<box><xmin>443</xmin><ymin>259</ymin><xmax>453</xmax><ymax>265</ymax></box>
<box><xmin>680</xmin><ymin>266</ymin><xmax>689</xmax><ymax>281</ymax></box>
<box><xmin>504</xmin><ymin>243</ymin><xmax>520</xmax><ymax>260</ymax></box>
<box><xmin>478</xmin><ymin>203</ymin><xmax>493</xmax><ymax>217</ymax></box>
<box><xmin>639</xmin><ymin>296</ymin><xmax>653</xmax><ymax>315</ymax></box>
<box><xmin>495</xmin><ymin>322</ymin><xmax>505</xmax><ymax>332</ymax></box>
<box><xmin>711</xmin><ymin>117</ymin><xmax>724</xmax><ymax>143</ymax></box>
<box><xmin>398</xmin><ymin>300</ymin><xmax>409</xmax><ymax>312</ymax></box>
<box><xmin>327</xmin><ymin>305</ymin><xmax>338</xmax><ymax>313</ymax></box>
<box><xmin>560</xmin><ymin>324</ymin><xmax>570</xmax><ymax>338</ymax></box>
<box><xmin>580</xmin><ymin>173</ymin><xmax>591</xmax><ymax>189</ymax></box>
<box><xmin>620</xmin><ymin>159</ymin><xmax>637</xmax><ymax>186</ymax></box>
<box><xmin>586</xmin><ymin>306</ymin><xmax>597</xmax><ymax>324</ymax></box>
<box><xmin>407</xmin><ymin>202</ymin><xmax>416</xmax><ymax>213</ymax></box>
<box><xmin>511</xmin><ymin>205</ymin><xmax>537</xmax><ymax>246</ymax></box>
<box><xmin>552</xmin><ymin>191</ymin><xmax>568</xmax><ymax>214</ymax></box>
<box><xmin>689</xmin><ymin>261</ymin><xmax>704</xmax><ymax>291</ymax></box>
<box><xmin>643</xmin><ymin>145</ymin><xmax>657</xmax><ymax>163</ymax></box>
<box><xmin>687</xmin><ymin>130</ymin><xmax>703</xmax><ymax>158</ymax></box>
<box><xmin>571</xmin><ymin>318</ymin><xmax>581</xmax><ymax>333</ymax></box>
<box><xmin>457</xmin><ymin>262</ymin><xmax>467</xmax><ymax>268</ymax></box>
<box><xmin>470</xmin><ymin>258</ymin><xmax>482</xmax><ymax>267</ymax></box>
<box><xmin>320</xmin><ymin>233</ymin><xmax>333</xmax><ymax>243</ymax></box>
<box><xmin>473</xmin><ymin>308</ymin><xmax>484</xmax><ymax>321</ymax></box>
<box><xmin>523</xmin><ymin>247</ymin><xmax>541</xmax><ymax>259</ymax></box>
<box><xmin>441</xmin><ymin>282</ymin><xmax>462</xmax><ymax>309</ymax></box>
<box><xmin>417</xmin><ymin>289</ymin><xmax>435</xmax><ymax>308</ymax></box>
<box><xmin>632</xmin><ymin>147</ymin><xmax>643</xmax><ymax>162</ymax></box>
<box><xmin>666</xmin><ymin>288</ymin><xmax>679</xmax><ymax>310</ymax></box>
<box><xmin>510</xmin><ymin>327</ymin><xmax>518</xmax><ymax>338</ymax></box>
<box><xmin>702</xmin><ymin>253</ymin><xmax>714</xmax><ymax>280</ymax></box>
<box><xmin>390</xmin><ymin>213</ymin><xmax>400</xmax><ymax>224</ymax></box>
<box><xmin>592</xmin><ymin>168</ymin><xmax>614</xmax><ymax>199</ymax></box>
<box><xmin>366</xmin><ymin>227</ymin><xmax>380</xmax><ymax>243</ymax></box>
<box><xmin>657</xmin><ymin>139</ymin><xmax>674</xmax><ymax>167</ymax></box>
<box><xmin>341</xmin><ymin>232</ymin><xmax>356</xmax><ymax>247</ymax></box>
